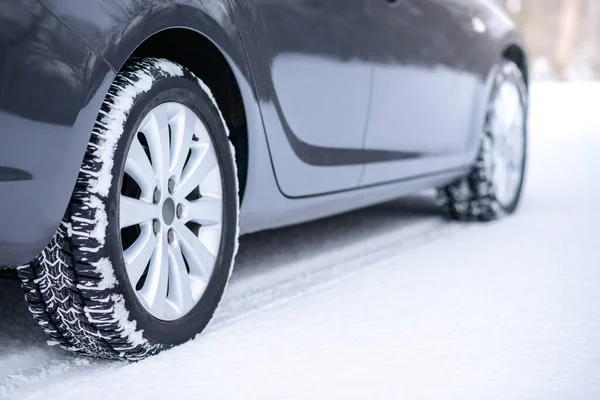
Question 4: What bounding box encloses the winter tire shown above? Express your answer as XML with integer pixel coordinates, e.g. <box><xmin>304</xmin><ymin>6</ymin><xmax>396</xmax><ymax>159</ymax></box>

<box><xmin>437</xmin><ymin>60</ymin><xmax>527</xmax><ymax>221</ymax></box>
<box><xmin>18</xmin><ymin>58</ymin><xmax>239</xmax><ymax>360</ymax></box>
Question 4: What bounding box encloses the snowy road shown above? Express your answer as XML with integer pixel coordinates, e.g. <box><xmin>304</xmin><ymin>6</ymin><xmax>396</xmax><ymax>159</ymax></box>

<box><xmin>1</xmin><ymin>83</ymin><xmax>599</xmax><ymax>399</ymax></box>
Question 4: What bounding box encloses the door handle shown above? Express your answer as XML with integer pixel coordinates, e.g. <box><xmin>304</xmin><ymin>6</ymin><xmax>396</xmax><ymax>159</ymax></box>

<box><xmin>386</xmin><ymin>0</ymin><xmax>401</xmax><ymax>7</ymax></box>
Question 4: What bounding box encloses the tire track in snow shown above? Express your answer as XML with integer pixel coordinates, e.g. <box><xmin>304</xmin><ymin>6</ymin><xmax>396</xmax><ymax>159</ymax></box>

<box><xmin>1</xmin><ymin>197</ymin><xmax>456</xmax><ymax>398</ymax></box>
<box><xmin>208</xmin><ymin>219</ymin><xmax>455</xmax><ymax>333</ymax></box>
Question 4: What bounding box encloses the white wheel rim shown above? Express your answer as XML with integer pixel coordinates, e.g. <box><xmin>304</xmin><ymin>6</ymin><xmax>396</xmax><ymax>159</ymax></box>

<box><xmin>119</xmin><ymin>102</ymin><xmax>223</xmax><ymax>321</ymax></box>
<box><xmin>488</xmin><ymin>80</ymin><xmax>525</xmax><ymax>208</ymax></box>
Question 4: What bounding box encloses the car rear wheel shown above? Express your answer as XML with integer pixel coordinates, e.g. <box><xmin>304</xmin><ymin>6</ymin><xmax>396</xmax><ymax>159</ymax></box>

<box><xmin>18</xmin><ymin>58</ymin><xmax>239</xmax><ymax>360</ymax></box>
<box><xmin>437</xmin><ymin>60</ymin><xmax>528</xmax><ymax>221</ymax></box>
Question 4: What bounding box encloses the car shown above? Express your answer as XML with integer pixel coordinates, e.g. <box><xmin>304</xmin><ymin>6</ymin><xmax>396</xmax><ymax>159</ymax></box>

<box><xmin>0</xmin><ymin>0</ymin><xmax>528</xmax><ymax>360</ymax></box>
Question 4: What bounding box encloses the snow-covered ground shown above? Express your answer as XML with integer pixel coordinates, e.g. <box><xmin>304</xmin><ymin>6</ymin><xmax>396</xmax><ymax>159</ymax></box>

<box><xmin>1</xmin><ymin>83</ymin><xmax>599</xmax><ymax>399</ymax></box>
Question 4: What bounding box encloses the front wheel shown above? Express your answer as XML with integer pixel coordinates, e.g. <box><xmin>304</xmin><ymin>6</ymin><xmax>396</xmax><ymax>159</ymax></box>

<box><xmin>18</xmin><ymin>58</ymin><xmax>239</xmax><ymax>360</ymax></box>
<box><xmin>438</xmin><ymin>60</ymin><xmax>528</xmax><ymax>221</ymax></box>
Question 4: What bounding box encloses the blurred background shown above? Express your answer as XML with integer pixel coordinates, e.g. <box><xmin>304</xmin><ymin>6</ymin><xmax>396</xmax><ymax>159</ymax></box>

<box><xmin>501</xmin><ymin>0</ymin><xmax>600</xmax><ymax>81</ymax></box>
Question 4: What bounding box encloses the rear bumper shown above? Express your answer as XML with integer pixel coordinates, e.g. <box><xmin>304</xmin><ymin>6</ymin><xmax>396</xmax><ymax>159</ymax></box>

<box><xmin>0</xmin><ymin>0</ymin><xmax>114</xmax><ymax>266</ymax></box>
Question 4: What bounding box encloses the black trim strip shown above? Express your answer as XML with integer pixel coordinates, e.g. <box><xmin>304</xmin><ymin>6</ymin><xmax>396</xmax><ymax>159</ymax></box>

<box><xmin>0</xmin><ymin>167</ymin><xmax>33</xmax><ymax>182</ymax></box>
<box><xmin>286</xmin><ymin>133</ymin><xmax>426</xmax><ymax>166</ymax></box>
<box><xmin>271</xmin><ymin>89</ymin><xmax>431</xmax><ymax>166</ymax></box>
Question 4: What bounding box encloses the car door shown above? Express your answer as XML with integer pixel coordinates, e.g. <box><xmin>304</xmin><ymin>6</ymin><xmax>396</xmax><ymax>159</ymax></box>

<box><xmin>234</xmin><ymin>0</ymin><xmax>373</xmax><ymax>197</ymax></box>
<box><xmin>360</xmin><ymin>0</ymin><xmax>483</xmax><ymax>186</ymax></box>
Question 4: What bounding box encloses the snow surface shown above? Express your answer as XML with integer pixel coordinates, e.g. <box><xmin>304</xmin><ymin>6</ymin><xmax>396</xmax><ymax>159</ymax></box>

<box><xmin>1</xmin><ymin>83</ymin><xmax>599</xmax><ymax>399</ymax></box>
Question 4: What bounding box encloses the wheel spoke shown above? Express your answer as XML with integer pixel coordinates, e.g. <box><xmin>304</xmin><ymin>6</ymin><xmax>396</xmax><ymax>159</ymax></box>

<box><xmin>175</xmin><ymin>143</ymin><xmax>217</xmax><ymax>199</ymax></box>
<box><xmin>120</xmin><ymin>196</ymin><xmax>159</xmax><ymax>229</ymax></box>
<box><xmin>166</xmin><ymin>245</ymin><xmax>194</xmax><ymax>316</ymax></box>
<box><xmin>169</xmin><ymin>107</ymin><xmax>196</xmax><ymax>182</ymax></box>
<box><xmin>125</xmin><ymin>136</ymin><xmax>156</xmax><ymax>198</ymax></box>
<box><xmin>175</xmin><ymin>222</ymin><xmax>215</xmax><ymax>281</ymax></box>
<box><xmin>123</xmin><ymin>223</ymin><xmax>156</xmax><ymax>286</ymax></box>
<box><xmin>141</xmin><ymin>109</ymin><xmax>171</xmax><ymax>187</ymax></box>
<box><xmin>193</xmin><ymin>112</ymin><xmax>212</xmax><ymax>142</ymax></box>
<box><xmin>493</xmin><ymin>150</ymin><xmax>508</xmax><ymax>198</ymax></box>
<box><xmin>499</xmin><ymin>85</ymin><xmax>520</xmax><ymax>135</ymax></box>
<box><xmin>197</xmin><ymin>224</ymin><xmax>222</xmax><ymax>259</ymax></box>
<box><xmin>139</xmin><ymin>231</ymin><xmax>169</xmax><ymax>319</ymax></box>
<box><xmin>185</xmin><ymin>195</ymin><xmax>222</xmax><ymax>226</ymax></box>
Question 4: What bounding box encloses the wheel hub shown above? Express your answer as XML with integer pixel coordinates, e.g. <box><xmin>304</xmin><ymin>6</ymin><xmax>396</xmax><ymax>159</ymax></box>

<box><xmin>162</xmin><ymin>198</ymin><xmax>176</xmax><ymax>225</ymax></box>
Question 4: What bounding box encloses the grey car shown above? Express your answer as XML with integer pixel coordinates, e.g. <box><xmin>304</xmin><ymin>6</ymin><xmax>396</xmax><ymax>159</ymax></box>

<box><xmin>0</xmin><ymin>0</ymin><xmax>528</xmax><ymax>359</ymax></box>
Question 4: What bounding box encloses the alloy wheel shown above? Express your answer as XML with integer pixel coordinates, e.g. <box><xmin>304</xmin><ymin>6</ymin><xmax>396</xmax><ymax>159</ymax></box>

<box><xmin>485</xmin><ymin>78</ymin><xmax>526</xmax><ymax>208</ymax></box>
<box><xmin>119</xmin><ymin>102</ymin><xmax>223</xmax><ymax>321</ymax></box>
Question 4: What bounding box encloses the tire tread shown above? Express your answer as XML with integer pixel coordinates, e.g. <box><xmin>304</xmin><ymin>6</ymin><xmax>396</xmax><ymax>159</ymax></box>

<box><xmin>15</xmin><ymin>58</ymin><xmax>200</xmax><ymax>360</ymax></box>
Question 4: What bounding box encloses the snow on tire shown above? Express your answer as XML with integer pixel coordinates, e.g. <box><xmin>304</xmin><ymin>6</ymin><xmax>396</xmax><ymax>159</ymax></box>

<box><xmin>18</xmin><ymin>58</ymin><xmax>239</xmax><ymax>360</ymax></box>
<box><xmin>437</xmin><ymin>60</ymin><xmax>528</xmax><ymax>222</ymax></box>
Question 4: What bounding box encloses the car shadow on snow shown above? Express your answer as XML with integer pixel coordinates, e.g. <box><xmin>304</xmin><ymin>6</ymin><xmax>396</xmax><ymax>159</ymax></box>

<box><xmin>0</xmin><ymin>270</ymin><xmax>70</xmax><ymax>372</ymax></box>
<box><xmin>0</xmin><ymin>193</ymin><xmax>441</xmax><ymax>368</ymax></box>
<box><xmin>0</xmin><ymin>271</ymin><xmax>48</xmax><ymax>345</ymax></box>
<box><xmin>234</xmin><ymin>192</ymin><xmax>441</xmax><ymax>277</ymax></box>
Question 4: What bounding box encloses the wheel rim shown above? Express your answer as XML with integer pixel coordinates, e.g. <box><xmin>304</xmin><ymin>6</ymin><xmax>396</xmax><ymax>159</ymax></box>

<box><xmin>119</xmin><ymin>102</ymin><xmax>223</xmax><ymax>321</ymax></box>
<box><xmin>486</xmin><ymin>79</ymin><xmax>525</xmax><ymax>208</ymax></box>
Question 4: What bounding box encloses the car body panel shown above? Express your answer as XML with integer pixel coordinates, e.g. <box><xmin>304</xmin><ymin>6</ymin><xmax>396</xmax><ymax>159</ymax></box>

<box><xmin>360</xmin><ymin>0</ymin><xmax>524</xmax><ymax>186</ymax></box>
<box><xmin>231</xmin><ymin>0</ymin><xmax>372</xmax><ymax>196</ymax></box>
<box><xmin>362</xmin><ymin>0</ymin><xmax>480</xmax><ymax>185</ymax></box>
<box><xmin>0</xmin><ymin>0</ymin><xmax>115</xmax><ymax>266</ymax></box>
<box><xmin>0</xmin><ymin>0</ymin><xmax>526</xmax><ymax>266</ymax></box>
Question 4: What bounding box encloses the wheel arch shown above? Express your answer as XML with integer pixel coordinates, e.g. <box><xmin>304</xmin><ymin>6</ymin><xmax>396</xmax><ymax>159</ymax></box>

<box><xmin>502</xmin><ymin>43</ymin><xmax>529</xmax><ymax>86</ymax></box>
<box><xmin>99</xmin><ymin>4</ymin><xmax>256</xmax><ymax>203</ymax></box>
<box><xmin>127</xmin><ymin>28</ymin><xmax>249</xmax><ymax>202</ymax></box>
<box><xmin>465</xmin><ymin>37</ymin><xmax>530</xmax><ymax>160</ymax></box>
